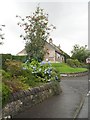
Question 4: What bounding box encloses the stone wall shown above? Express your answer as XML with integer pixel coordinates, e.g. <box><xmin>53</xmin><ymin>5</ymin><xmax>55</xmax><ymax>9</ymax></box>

<box><xmin>2</xmin><ymin>81</ymin><xmax>61</xmax><ymax>119</ymax></box>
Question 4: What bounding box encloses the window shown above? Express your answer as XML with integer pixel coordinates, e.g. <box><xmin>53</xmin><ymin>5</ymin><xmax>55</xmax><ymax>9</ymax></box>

<box><xmin>57</xmin><ymin>53</ymin><xmax>60</xmax><ymax>59</ymax></box>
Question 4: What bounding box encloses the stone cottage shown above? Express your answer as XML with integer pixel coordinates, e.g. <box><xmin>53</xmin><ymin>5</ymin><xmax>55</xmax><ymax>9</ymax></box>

<box><xmin>17</xmin><ymin>38</ymin><xmax>66</xmax><ymax>63</ymax></box>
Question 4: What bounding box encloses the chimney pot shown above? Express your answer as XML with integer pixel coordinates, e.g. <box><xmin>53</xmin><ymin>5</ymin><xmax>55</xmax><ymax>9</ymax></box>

<box><xmin>49</xmin><ymin>38</ymin><xmax>53</xmax><ymax>44</ymax></box>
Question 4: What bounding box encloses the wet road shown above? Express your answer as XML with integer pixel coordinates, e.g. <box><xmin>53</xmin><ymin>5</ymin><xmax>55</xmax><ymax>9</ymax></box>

<box><xmin>14</xmin><ymin>75</ymin><xmax>88</xmax><ymax>118</ymax></box>
<box><xmin>61</xmin><ymin>76</ymin><xmax>88</xmax><ymax>95</ymax></box>
<box><xmin>61</xmin><ymin>76</ymin><xmax>88</xmax><ymax>118</ymax></box>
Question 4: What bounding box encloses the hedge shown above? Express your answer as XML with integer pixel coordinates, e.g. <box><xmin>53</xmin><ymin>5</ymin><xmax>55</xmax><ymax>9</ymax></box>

<box><xmin>1</xmin><ymin>54</ymin><xmax>28</xmax><ymax>70</ymax></box>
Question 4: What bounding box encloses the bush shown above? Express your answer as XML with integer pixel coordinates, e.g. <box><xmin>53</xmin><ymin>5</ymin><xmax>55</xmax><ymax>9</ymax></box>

<box><xmin>1</xmin><ymin>69</ymin><xmax>11</xmax><ymax>80</ymax></box>
<box><xmin>1</xmin><ymin>54</ymin><xmax>12</xmax><ymax>70</ymax></box>
<box><xmin>23</xmin><ymin>60</ymin><xmax>60</xmax><ymax>82</ymax></box>
<box><xmin>66</xmin><ymin>59</ymin><xmax>81</xmax><ymax>67</ymax></box>
<box><xmin>12</xmin><ymin>55</ymin><xmax>28</xmax><ymax>63</ymax></box>
<box><xmin>1</xmin><ymin>69</ymin><xmax>30</xmax><ymax>96</ymax></box>
<box><xmin>1</xmin><ymin>59</ymin><xmax>61</xmax><ymax>106</ymax></box>
<box><xmin>1</xmin><ymin>53</ymin><xmax>29</xmax><ymax>71</ymax></box>
<box><xmin>2</xmin><ymin>59</ymin><xmax>43</xmax><ymax>88</ymax></box>
<box><xmin>5</xmin><ymin>59</ymin><xmax>23</xmax><ymax>77</ymax></box>
<box><xmin>51</xmin><ymin>68</ymin><xmax>60</xmax><ymax>82</ymax></box>
<box><xmin>19</xmin><ymin>69</ymin><xmax>41</xmax><ymax>86</ymax></box>
<box><xmin>2</xmin><ymin>79</ymin><xmax>29</xmax><ymax>106</ymax></box>
<box><xmin>66</xmin><ymin>59</ymin><xmax>75</xmax><ymax>67</ymax></box>
<box><xmin>73</xmin><ymin>59</ymin><xmax>81</xmax><ymax>67</ymax></box>
<box><xmin>4</xmin><ymin>78</ymin><xmax>30</xmax><ymax>93</ymax></box>
<box><xmin>2</xmin><ymin>83</ymin><xmax>11</xmax><ymax>106</ymax></box>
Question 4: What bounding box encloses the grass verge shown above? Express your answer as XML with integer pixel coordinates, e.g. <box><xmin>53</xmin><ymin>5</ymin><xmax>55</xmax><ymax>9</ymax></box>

<box><xmin>51</xmin><ymin>63</ymin><xmax>88</xmax><ymax>73</ymax></box>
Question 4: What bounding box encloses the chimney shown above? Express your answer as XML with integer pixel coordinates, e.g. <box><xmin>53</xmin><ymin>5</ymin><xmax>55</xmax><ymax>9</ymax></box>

<box><xmin>49</xmin><ymin>38</ymin><xmax>53</xmax><ymax>44</ymax></box>
<box><xmin>58</xmin><ymin>44</ymin><xmax>61</xmax><ymax>49</ymax></box>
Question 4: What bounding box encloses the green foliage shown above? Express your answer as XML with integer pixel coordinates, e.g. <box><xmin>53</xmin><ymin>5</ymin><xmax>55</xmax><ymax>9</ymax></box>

<box><xmin>2</xmin><ymin>59</ymin><xmax>44</xmax><ymax>88</ymax></box>
<box><xmin>2</xmin><ymin>69</ymin><xmax>30</xmax><ymax>93</ymax></box>
<box><xmin>66</xmin><ymin>59</ymin><xmax>75</xmax><ymax>67</ymax></box>
<box><xmin>73</xmin><ymin>59</ymin><xmax>80</xmax><ymax>67</ymax></box>
<box><xmin>4</xmin><ymin>78</ymin><xmax>30</xmax><ymax>93</ymax></box>
<box><xmin>12</xmin><ymin>55</ymin><xmax>28</xmax><ymax>63</ymax></box>
<box><xmin>2</xmin><ymin>83</ymin><xmax>11</xmax><ymax>106</ymax></box>
<box><xmin>1</xmin><ymin>54</ymin><xmax>12</xmax><ymax>70</ymax></box>
<box><xmin>19</xmin><ymin>69</ymin><xmax>41</xmax><ymax>87</ymax></box>
<box><xmin>5</xmin><ymin>59</ymin><xmax>23</xmax><ymax>77</ymax></box>
<box><xmin>23</xmin><ymin>60</ymin><xmax>60</xmax><ymax>82</ymax></box>
<box><xmin>0</xmin><ymin>55</ymin><xmax>1</xmax><ymax>69</ymax></box>
<box><xmin>16</xmin><ymin>6</ymin><xmax>56</xmax><ymax>61</ymax></box>
<box><xmin>1</xmin><ymin>59</ymin><xmax>61</xmax><ymax>105</ymax></box>
<box><xmin>1</xmin><ymin>69</ymin><xmax>11</xmax><ymax>80</ymax></box>
<box><xmin>66</xmin><ymin>59</ymin><xmax>81</xmax><ymax>67</ymax></box>
<box><xmin>51</xmin><ymin>62</ymin><xmax>88</xmax><ymax>73</ymax></box>
<box><xmin>71</xmin><ymin>44</ymin><xmax>90</xmax><ymax>63</ymax></box>
<box><xmin>0</xmin><ymin>83</ymin><xmax>2</xmax><ymax>107</ymax></box>
<box><xmin>1</xmin><ymin>54</ymin><xmax>28</xmax><ymax>71</ymax></box>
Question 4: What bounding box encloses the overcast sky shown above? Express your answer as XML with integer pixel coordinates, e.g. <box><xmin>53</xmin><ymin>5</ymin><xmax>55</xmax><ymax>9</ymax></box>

<box><xmin>0</xmin><ymin>0</ymin><xmax>89</xmax><ymax>56</ymax></box>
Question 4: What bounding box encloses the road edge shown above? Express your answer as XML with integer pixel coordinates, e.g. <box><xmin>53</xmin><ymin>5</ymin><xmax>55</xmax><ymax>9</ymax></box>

<box><xmin>73</xmin><ymin>95</ymin><xmax>85</xmax><ymax>120</ymax></box>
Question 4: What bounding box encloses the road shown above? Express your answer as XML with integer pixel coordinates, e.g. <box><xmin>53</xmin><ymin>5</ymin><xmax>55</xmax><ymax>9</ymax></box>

<box><xmin>61</xmin><ymin>76</ymin><xmax>88</xmax><ymax>118</ymax></box>
<box><xmin>61</xmin><ymin>76</ymin><xmax>88</xmax><ymax>95</ymax></box>
<box><xmin>14</xmin><ymin>75</ymin><xmax>88</xmax><ymax>118</ymax></box>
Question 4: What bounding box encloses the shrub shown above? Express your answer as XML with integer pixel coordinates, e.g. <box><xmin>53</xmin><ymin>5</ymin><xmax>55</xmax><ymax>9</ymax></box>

<box><xmin>5</xmin><ymin>59</ymin><xmax>23</xmax><ymax>77</ymax></box>
<box><xmin>0</xmin><ymin>55</ymin><xmax>2</xmax><ymax>69</ymax></box>
<box><xmin>12</xmin><ymin>55</ymin><xmax>28</xmax><ymax>63</ymax></box>
<box><xmin>2</xmin><ymin>60</ymin><xmax>43</xmax><ymax>87</ymax></box>
<box><xmin>4</xmin><ymin>78</ymin><xmax>30</xmax><ymax>93</ymax></box>
<box><xmin>1</xmin><ymin>53</ymin><xmax>29</xmax><ymax>71</ymax></box>
<box><xmin>66</xmin><ymin>59</ymin><xmax>82</xmax><ymax>67</ymax></box>
<box><xmin>1</xmin><ymin>59</ymin><xmax>61</xmax><ymax>106</ymax></box>
<box><xmin>66</xmin><ymin>59</ymin><xmax>75</xmax><ymax>67</ymax></box>
<box><xmin>2</xmin><ymin>83</ymin><xmax>11</xmax><ymax>106</ymax></box>
<box><xmin>0</xmin><ymin>83</ymin><xmax>2</xmax><ymax>107</ymax></box>
<box><xmin>1</xmin><ymin>54</ymin><xmax>12</xmax><ymax>70</ymax></box>
<box><xmin>1</xmin><ymin>69</ymin><xmax>11</xmax><ymax>80</ymax></box>
<box><xmin>51</xmin><ymin>68</ymin><xmax>60</xmax><ymax>82</ymax></box>
<box><xmin>2</xmin><ymin>78</ymin><xmax>29</xmax><ymax>106</ymax></box>
<box><xmin>23</xmin><ymin>60</ymin><xmax>60</xmax><ymax>82</ymax></box>
<box><xmin>19</xmin><ymin>69</ymin><xmax>41</xmax><ymax>86</ymax></box>
<box><xmin>73</xmin><ymin>59</ymin><xmax>81</xmax><ymax>67</ymax></box>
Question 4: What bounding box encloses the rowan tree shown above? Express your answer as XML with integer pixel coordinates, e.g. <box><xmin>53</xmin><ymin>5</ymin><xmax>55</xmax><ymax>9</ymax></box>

<box><xmin>16</xmin><ymin>6</ymin><xmax>56</xmax><ymax>61</ymax></box>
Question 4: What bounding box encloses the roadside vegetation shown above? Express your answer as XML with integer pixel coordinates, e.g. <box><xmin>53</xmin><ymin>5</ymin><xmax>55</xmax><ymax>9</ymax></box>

<box><xmin>1</xmin><ymin>56</ymin><xmax>88</xmax><ymax>106</ymax></box>
<box><xmin>1</xmin><ymin>58</ymin><xmax>60</xmax><ymax>106</ymax></box>
<box><xmin>71</xmin><ymin>44</ymin><xmax>90</xmax><ymax>63</ymax></box>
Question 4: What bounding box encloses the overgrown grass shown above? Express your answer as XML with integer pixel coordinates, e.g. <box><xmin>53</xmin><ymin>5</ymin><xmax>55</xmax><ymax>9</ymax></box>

<box><xmin>51</xmin><ymin>63</ymin><xmax>88</xmax><ymax>73</ymax></box>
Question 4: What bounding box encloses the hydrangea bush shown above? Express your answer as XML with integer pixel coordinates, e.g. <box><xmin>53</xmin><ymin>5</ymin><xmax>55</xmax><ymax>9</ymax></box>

<box><xmin>22</xmin><ymin>60</ymin><xmax>60</xmax><ymax>82</ymax></box>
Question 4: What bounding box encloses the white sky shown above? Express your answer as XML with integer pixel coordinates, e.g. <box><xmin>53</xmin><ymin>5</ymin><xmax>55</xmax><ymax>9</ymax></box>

<box><xmin>0</xmin><ymin>0</ymin><xmax>89</xmax><ymax>56</ymax></box>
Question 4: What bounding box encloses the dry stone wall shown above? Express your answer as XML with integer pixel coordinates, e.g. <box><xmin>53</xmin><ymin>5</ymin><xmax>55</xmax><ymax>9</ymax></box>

<box><xmin>2</xmin><ymin>81</ymin><xmax>61</xmax><ymax>119</ymax></box>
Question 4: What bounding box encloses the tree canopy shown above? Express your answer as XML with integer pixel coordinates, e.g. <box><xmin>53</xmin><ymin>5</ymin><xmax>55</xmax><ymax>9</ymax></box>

<box><xmin>71</xmin><ymin>44</ymin><xmax>90</xmax><ymax>63</ymax></box>
<box><xmin>16</xmin><ymin>6</ymin><xmax>56</xmax><ymax>61</ymax></box>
